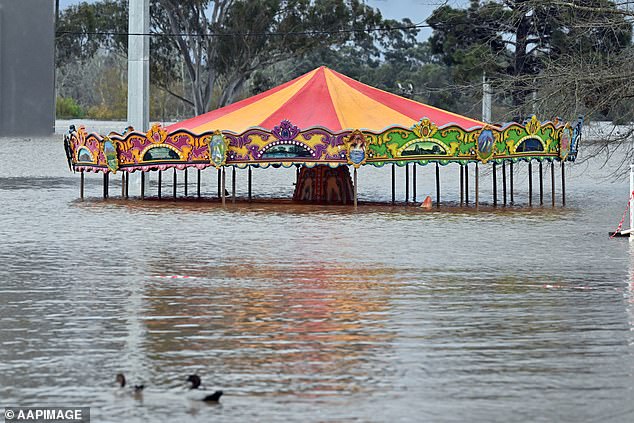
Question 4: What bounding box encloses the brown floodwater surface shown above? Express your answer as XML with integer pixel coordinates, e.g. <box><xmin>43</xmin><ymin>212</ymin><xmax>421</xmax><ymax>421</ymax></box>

<box><xmin>0</xmin><ymin>121</ymin><xmax>633</xmax><ymax>422</ymax></box>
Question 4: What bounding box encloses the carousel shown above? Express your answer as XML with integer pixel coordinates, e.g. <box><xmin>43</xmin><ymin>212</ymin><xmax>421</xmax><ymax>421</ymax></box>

<box><xmin>64</xmin><ymin>66</ymin><xmax>581</xmax><ymax>207</ymax></box>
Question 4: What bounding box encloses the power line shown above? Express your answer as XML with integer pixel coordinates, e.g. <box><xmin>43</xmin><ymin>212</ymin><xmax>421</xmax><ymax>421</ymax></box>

<box><xmin>55</xmin><ymin>22</ymin><xmax>429</xmax><ymax>39</ymax></box>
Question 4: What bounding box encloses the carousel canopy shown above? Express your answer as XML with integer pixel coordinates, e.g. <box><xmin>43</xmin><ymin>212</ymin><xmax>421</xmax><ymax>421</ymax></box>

<box><xmin>167</xmin><ymin>66</ymin><xmax>484</xmax><ymax>133</ymax></box>
<box><xmin>66</xmin><ymin>66</ymin><xmax>580</xmax><ymax>178</ymax></box>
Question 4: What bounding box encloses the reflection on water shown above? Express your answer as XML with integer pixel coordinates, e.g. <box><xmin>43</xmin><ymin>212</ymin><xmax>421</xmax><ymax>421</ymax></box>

<box><xmin>0</xmin><ymin>131</ymin><xmax>634</xmax><ymax>422</ymax></box>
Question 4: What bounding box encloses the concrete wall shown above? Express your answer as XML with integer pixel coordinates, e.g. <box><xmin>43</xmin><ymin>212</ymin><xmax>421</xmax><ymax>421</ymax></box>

<box><xmin>0</xmin><ymin>0</ymin><xmax>55</xmax><ymax>136</ymax></box>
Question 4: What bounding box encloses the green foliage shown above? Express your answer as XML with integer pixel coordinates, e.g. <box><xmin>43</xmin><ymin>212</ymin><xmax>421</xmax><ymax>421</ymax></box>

<box><xmin>56</xmin><ymin>0</ymin><xmax>128</xmax><ymax>67</ymax></box>
<box><xmin>427</xmin><ymin>0</ymin><xmax>632</xmax><ymax>116</ymax></box>
<box><xmin>56</xmin><ymin>96</ymin><xmax>85</xmax><ymax>119</ymax></box>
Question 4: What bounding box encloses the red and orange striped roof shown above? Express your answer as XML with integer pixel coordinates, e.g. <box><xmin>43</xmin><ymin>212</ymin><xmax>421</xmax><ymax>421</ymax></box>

<box><xmin>168</xmin><ymin>66</ymin><xmax>484</xmax><ymax>134</ymax></box>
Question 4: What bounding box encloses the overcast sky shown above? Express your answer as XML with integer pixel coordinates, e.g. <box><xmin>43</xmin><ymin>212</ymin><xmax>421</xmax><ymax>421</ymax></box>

<box><xmin>58</xmin><ymin>0</ymin><xmax>468</xmax><ymax>39</ymax></box>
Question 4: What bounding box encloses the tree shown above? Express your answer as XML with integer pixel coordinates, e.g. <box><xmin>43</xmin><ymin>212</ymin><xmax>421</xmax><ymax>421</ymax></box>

<box><xmin>427</xmin><ymin>0</ymin><xmax>632</xmax><ymax>119</ymax></box>
<box><xmin>152</xmin><ymin>0</ymin><xmax>418</xmax><ymax>114</ymax></box>
<box><xmin>57</xmin><ymin>0</ymin><xmax>419</xmax><ymax>116</ymax></box>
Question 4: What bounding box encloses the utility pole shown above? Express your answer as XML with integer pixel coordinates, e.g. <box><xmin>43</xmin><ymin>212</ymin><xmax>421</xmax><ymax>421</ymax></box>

<box><xmin>128</xmin><ymin>0</ymin><xmax>149</xmax><ymax>132</ymax></box>
<box><xmin>482</xmin><ymin>72</ymin><xmax>492</xmax><ymax>123</ymax></box>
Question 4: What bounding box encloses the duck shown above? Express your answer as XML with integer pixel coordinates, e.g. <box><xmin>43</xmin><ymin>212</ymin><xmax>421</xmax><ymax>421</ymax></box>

<box><xmin>186</xmin><ymin>374</ymin><xmax>223</xmax><ymax>402</ymax></box>
<box><xmin>115</xmin><ymin>373</ymin><xmax>145</xmax><ymax>393</ymax></box>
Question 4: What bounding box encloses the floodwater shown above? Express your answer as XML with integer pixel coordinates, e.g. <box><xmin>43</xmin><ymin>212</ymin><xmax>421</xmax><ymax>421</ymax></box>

<box><xmin>0</xmin><ymin>120</ymin><xmax>633</xmax><ymax>422</ymax></box>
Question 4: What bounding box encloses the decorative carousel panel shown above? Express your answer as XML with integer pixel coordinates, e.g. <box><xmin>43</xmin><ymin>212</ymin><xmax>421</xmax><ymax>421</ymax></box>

<box><xmin>102</xmin><ymin>137</ymin><xmax>119</xmax><ymax>173</ymax></box>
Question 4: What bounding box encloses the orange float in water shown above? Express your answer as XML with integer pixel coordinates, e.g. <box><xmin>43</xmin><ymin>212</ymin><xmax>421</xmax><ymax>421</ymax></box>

<box><xmin>420</xmin><ymin>196</ymin><xmax>433</xmax><ymax>209</ymax></box>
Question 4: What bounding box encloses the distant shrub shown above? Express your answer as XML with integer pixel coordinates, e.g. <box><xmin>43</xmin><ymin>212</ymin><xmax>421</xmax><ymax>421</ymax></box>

<box><xmin>56</xmin><ymin>96</ymin><xmax>85</xmax><ymax>119</ymax></box>
<box><xmin>86</xmin><ymin>104</ymin><xmax>126</xmax><ymax>120</ymax></box>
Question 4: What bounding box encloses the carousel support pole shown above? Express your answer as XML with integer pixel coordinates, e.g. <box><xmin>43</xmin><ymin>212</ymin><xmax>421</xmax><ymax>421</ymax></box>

<box><xmin>561</xmin><ymin>161</ymin><xmax>566</xmax><ymax>206</ymax></box>
<box><xmin>141</xmin><ymin>172</ymin><xmax>145</xmax><ymax>199</ymax></box>
<box><xmin>103</xmin><ymin>172</ymin><xmax>109</xmax><ymax>198</ymax></box>
<box><xmin>630</xmin><ymin>164</ymin><xmax>634</xmax><ymax>237</ymax></box>
<box><xmin>295</xmin><ymin>165</ymin><xmax>300</xmax><ymax>185</ymax></box>
<box><xmin>158</xmin><ymin>170</ymin><xmax>162</xmax><ymax>199</ymax></box>
<box><xmin>217</xmin><ymin>168</ymin><xmax>221</xmax><ymax>198</ymax></box>
<box><xmin>121</xmin><ymin>173</ymin><xmax>125</xmax><ymax>197</ymax></box>
<box><xmin>435</xmin><ymin>162</ymin><xmax>440</xmax><ymax>208</ymax></box>
<box><xmin>248</xmin><ymin>166</ymin><xmax>252</xmax><ymax>202</ymax></box>
<box><xmin>475</xmin><ymin>163</ymin><xmax>479</xmax><ymax>209</ymax></box>
<box><xmin>528</xmin><ymin>162</ymin><xmax>533</xmax><ymax>206</ymax></box>
<box><xmin>232</xmin><ymin>166</ymin><xmax>236</xmax><ymax>204</ymax></box>
<box><xmin>173</xmin><ymin>168</ymin><xmax>177</xmax><ymax>199</ymax></box>
<box><xmin>413</xmin><ymin>164</ymin><xmax>417</xmax><ymax>202</ymax></box>
<box><xmin>502</xmin><ymin>161</ymin><xmax>507</xmax><ymax>206</ymax></box>
<box><xmin>539</xmin><ymin>161</ymin><xmax>544</xmax><ymax>205</ymax></box>
<box><xmin>492</xmin><ymin>162</ymin><xmax>497</xmax><ymax>206</ymax></box>
<box><xmin>551</xmin><ymin>161</ymin><xmax>556</xmax><ymax>207</ymax></box>
<box><xmin>465</xmin><ymin>163</ymin><xmax>469</xmax><ymax>205</ymax></box>
<box><xmin>221</xmin><ymin>167</ymin><xmax>226</xmax><ymax>206</ymax></box>
<box><xmin>392</xmin><ymin>163</ymin><xmax>396</xmax><ymax>204</ymax></box>
<box><xmin>125</xmin><ymin>172</ymin><xmax>129</xmax><ymax>198</ymax></box>
<box><xmin>197</xmin><ymin>169</ymin><xmax>201</xmax><ymax>198</ymax></box>
<box><xmin>80</xmin><ymin>171</ymin><xmax>85</xmax><ymax>199</ymax></box>
<box><xmin>405</xmin><ymin>163</ymin><xmax>409</xmax><ymax>203</ymax></box>
<box><xmin>459</xmin><ymin>164</ymin><xmax>464</xmax><ymax>206</ymax></box>
<box><xmin>353</xmin><ymin>167</ymin><xmax>358</xmax><ymax>208</ymax></box>
<box><xmin>510</xmin><ymin>162</ymin><xmax>514</xmax><ymax>204</ymax></box>
<box><xmin>184</xmin><ymin>168</ymin><xmax>188</xmax><ymax>197</ymax></box>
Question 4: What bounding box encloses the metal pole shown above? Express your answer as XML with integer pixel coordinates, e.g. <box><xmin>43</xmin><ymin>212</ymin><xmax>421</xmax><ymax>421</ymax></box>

<box><xmin>141</xmin><ymin>172</ymin><xmax>145</xmax><ymax>199</ymax></box>
<box><xmin>353</xmin><ymin>167</ymin><xmax>358</xmax><ymax>208</ymax></box>
<box><xmin>492</xmin><ymin>162</ymin><xmax>497</xmax><ymax>206</ymax></box>
<box><xmin>232</xmin><ymin>166</ymin><xmax>236</xmax><ymax>204</ymax></box>
<box><xmin>539</xmin><ymin>161</ymin><xmax>544</xmax><ymax>205</ymax></box>
<box><xmin>510</xmin><ymin>162</ymin><xmax>514</xmax><ymax>203</ymax></box>
<box><xmin>103</xmin><ymin>173</ymin><xmax>109</xmax><ymax>198</ymax></box>
<box><xmin>465</xmin><ymin>163</ymin><xmax>469</xmax><ymax>205</ymax></box>
<box><xmin>630</xmin><ymin>163</ymin><xmax>634</xmax><ymax>237</ymax></box>
<box><xmin>127</xmin><ymin>0</ymin><xmax>150</xmax><ymax>132</ymax></box>
<box><xmin>173</xmin><ymin>168</ymin><xmax>177</xmax><ymax>199</ymax></box>
<box><xmin>435</xmin><ymin>162</ymin><xmax>440</xmax><ymax>208</ymax></box>
<box><xmin>502</xmin><ymin>161</ymin><xmax>507</xmax><ymax>205</ymax></box>
<box><xmin>197</xmin><ymin>169</ymin><xmax>201</xmax><ymax>198</ymax></box>
<box><xmin>392</xmin><ymin>163</ymin><xmax>396</xmax><ymax>204</ymax></box>
<box><xmin>184</xmin><ymin>168</ymin><xmax>188</xmax><ymax>197</ymax></box>
<box><xmin>460</xmin><ymin>164</ymin><xmax>464</xmax><ymax>206</ymax></box>
<box><xmin>482</xmin><ymin>72</ymin><xmax>492</xmax><ymax>123</ymax></box>
<box><xmin>561</xmin><ymin>161</ymin><xmax>566</xmax><ymax>206</ymax></box>
<box><xmin>413</xmin><ymin>164</ymin><xmax>417</xmax><ymax>202</ymax></box>
<box><xmin>125</xmin><ymin>172</ymin><xmax>129</xmax><ymax>198</ymax></box>
<box><xmin>121</xmin><ymin>173</ymin><xmax>125</xmax><ymax>197</ymax></box>
<box><xmin>158</xmin><ymin>170</ymin><xmax>162</xmax><ymax>199</ymax></box>
<box><xmin>551</xmin><ymin>161</ymin><xmax>556</xmax><ymax>207</ymax></box>
<box><xmin>80</xmin><ymin>171</ymin><xmax>84</xmax><ymax>199</ymax></box>
<box><xmin>405</xmin><ymin>163</ymin><xmax>409</xmax><ymax>203</ymax></box>
<box><xmin>221</xmin><ymin>167</ymin><xmax>226</xmax><ymax>205</ymax></box>
<box><xmin>217</xmin><ymin>168</ymin><xmax>221</xmax><ymax>198</ymax></box>
<box><xmin>475</xmin><ymin>163</ymin><xmax>479</xmax><ymax>209</ymax></box>
<box><xmin>528</xmin><ymin>162</ymin><xmax>533</xmax><ymax>206</ymax></box>
<box><xmin>248</xmin><ymin>166</ymin><xmax>252</xmax><ymax>202</ymax></box>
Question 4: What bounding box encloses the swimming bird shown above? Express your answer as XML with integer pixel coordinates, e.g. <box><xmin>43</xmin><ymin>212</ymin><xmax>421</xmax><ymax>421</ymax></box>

<box><xmin>116</xmin><ymin>373</ymin><xmax>145</xmax><ymax>393</ymax></box>
<box><xmin>186</xmin><ymin>374</ymin><xmax>223</xmax><ymax>402</ymax></box>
